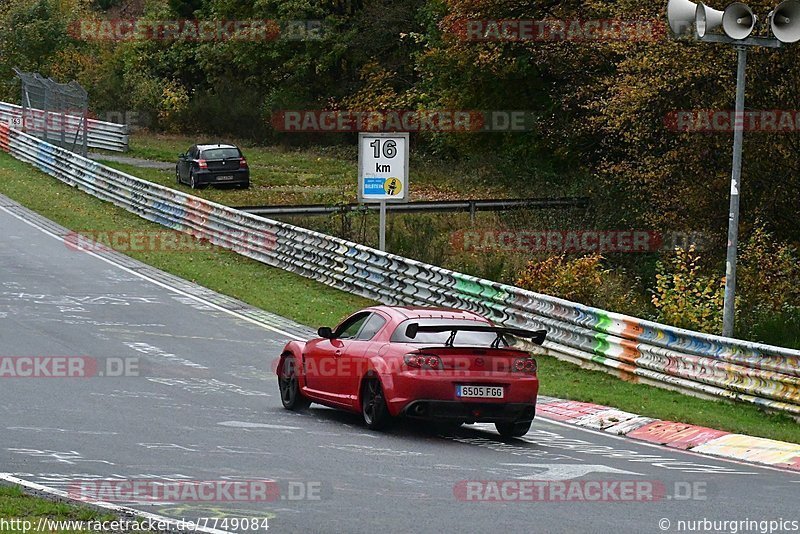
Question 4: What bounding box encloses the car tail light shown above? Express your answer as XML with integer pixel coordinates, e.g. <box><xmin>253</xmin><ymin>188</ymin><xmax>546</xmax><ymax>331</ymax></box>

<box><xmin>404</xmin><ymin>353</ymin><xmax>442</xmax><ymax>370</ymax></box>
<box><xmin>239</xmin><ymin>157</ymin><xmax>248</xmax><ymax>169</ymax></box>
<box><xmin>513</xmin><ymin>358</ymin><xmax>537</xmax><ymax>374</ymax></box>
<box><xmin>198</xmin><ymin>159</ymin><xmax>208</xmax><ymax>169</ymax></box>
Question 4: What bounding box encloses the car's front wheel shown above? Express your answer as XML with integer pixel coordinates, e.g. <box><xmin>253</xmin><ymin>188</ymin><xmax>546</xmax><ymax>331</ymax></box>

<box><xmin>361</xmin><ymin>377</ymin><xmax>391</xmax><ymax>430</ymax></box>
<box><xmin>495</xmin><ymin>420</ymin><xmax>532</xmax><ymax>438</ymax></box>
<box><xmin>175</xmin><ymin>166</ymin><xmax>181</xmax><ymax>184</ymax></box>
<box><xmin>278</xmin><ymin>355</ymin><xmax>311</xmax><ymax>411</ymax></box>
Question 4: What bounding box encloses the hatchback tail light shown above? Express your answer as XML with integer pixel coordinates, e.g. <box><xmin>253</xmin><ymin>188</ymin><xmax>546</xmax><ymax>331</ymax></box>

<box><xmin>404</xmin><ymin>353</ymin><xmax>443</xmax><ymax>370</ymax></box>
<box><xmin>198</xmin><ymin>159</ymin><xmax>208</xmax><ymax>169</ymax></box>
<box><xmin>239</xmin><ymin>157</ymin><xmax>248</xmax><ymax>169</ymax></box>
<box><xmin>513</xmin><ymin>358</ymin><xmax>537</xmax><ymax>374</ymax></box>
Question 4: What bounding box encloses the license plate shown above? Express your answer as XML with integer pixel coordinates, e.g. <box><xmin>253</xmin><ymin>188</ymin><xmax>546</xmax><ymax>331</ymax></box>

<box><xmin>456</xmin><ymin>385</ymin><xmax>504</xmax><ymax>399</ymax></box>
<box><xmin>217</xmin><ymin>175</ymin><xmax>234</xmax><ymax>180</ymax></box>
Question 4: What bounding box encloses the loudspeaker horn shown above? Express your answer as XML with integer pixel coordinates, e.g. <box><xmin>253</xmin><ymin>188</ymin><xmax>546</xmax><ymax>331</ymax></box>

<box><xmin>723</xmin><ymin>2</ymin><xmax>757</xmax><ymax>39</ymax></box>
<box><xmin>696</xmin><ymin>3</ymin><xmax>725</xmax><ymax>36</ymax></box>
<box><xmin>668</xmin><ymin>0</ymin><xmax>700</xmax><ymax>35</ymax></box>
<box><xmin>771</xmin><ymin>0</ymin><xmax>800</xmax><ymax>43</ymax></box>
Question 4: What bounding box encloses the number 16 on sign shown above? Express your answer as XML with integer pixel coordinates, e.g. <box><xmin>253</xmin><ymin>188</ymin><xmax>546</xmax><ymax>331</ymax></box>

<box><xmin>357</xmin><ymin>133</ymin><xmax>409</xmax><ymax>251</ymax></box>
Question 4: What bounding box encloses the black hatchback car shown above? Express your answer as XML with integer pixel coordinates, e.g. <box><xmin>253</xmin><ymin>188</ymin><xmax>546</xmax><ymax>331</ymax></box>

<box><xmin>176</xmin><ymin>144</ymin><xmax>250</xmax><ymax>189</ymax></box>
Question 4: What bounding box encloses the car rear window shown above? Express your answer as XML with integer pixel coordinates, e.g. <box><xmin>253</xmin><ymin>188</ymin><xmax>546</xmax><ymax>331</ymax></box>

<box><xmin>201</xmin><ymin>148</ymin><xmax>240</xmax><ymax>159</ymax></box>
<box><xmin>390</xmin><ymin>318</ymin><xmax>505</xmax><ymax>347</ymax></box>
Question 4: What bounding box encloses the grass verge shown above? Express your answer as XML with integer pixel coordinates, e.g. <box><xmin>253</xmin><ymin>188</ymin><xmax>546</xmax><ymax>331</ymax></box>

<box><xmin>0</xmin><ymin>485</ymin><xmax>151</xmax><ymax>533</ymax></box>
<box><xmin>98</xmin><ymin>131</ymin><xmax>520</xmax><ymax>206</ymax></box>
<box><xmin>0</xmin><ymin>151</ymin><xmax>797</xmax><ymax>445</ymax></box>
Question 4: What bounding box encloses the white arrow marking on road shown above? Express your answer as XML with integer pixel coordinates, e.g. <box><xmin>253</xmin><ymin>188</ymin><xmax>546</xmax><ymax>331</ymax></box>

<box><xmin>500</xmin><ymin>463</ymin><xmax>644</xmax><ymax>480</ymax></box>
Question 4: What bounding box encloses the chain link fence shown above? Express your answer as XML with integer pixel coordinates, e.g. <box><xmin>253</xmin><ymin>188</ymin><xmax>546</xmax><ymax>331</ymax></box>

<box><xmin>13</xmin><ymin>68</ymin><xmax>88</xmax><ymax>156</ymax></box>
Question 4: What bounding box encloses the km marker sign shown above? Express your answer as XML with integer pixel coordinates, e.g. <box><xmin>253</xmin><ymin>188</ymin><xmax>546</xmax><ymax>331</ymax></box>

<box><xmin>358</xmin><ymin>132</ymin><xmax>409</xmax><ymax>251</ymax></box>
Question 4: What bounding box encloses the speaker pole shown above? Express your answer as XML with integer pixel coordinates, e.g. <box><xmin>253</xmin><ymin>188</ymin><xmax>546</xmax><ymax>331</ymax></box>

<box><xmin>722</xmin><ymin>45</ymin><xmax>747</xmax><ymax>338</ymax></box>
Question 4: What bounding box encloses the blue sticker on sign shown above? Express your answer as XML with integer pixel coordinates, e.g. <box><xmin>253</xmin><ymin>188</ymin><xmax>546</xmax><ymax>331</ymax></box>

<box><xmin>363</xmin><ymin>177</ymin><xmax>385</xmax><ymax>195</ymax></box>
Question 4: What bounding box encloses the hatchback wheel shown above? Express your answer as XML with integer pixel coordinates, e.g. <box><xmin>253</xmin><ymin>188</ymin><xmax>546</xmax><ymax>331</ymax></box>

<box><xmin>495</xmin><ymin>420</ymin><xmax>532</xmax><ymax>438</ymax></box>
<box><xmin>190</xmin><ymin>172</ymin><xmax>199</xmax><ymax>189</ymax></box>
<box><xmin>361</xmin><ymin>377</ymin><xmax>391</xmax><ymax>430</ymax></box>
<box><xmin>278</xmin><ymin>356</ymin><xmax>311</xmax><ymax>411</ymax></box>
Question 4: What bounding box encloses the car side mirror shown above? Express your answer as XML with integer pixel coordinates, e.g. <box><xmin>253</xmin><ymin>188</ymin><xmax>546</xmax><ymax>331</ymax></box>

<box><xmin>317</xmin><ymin>326</ymin><xmax>334</xmax><ymax>339</ymax></box>
<box><xmin>178</xmin><ymin>153</ymin><xmax>184</xmax><ymax>158</ymax></box>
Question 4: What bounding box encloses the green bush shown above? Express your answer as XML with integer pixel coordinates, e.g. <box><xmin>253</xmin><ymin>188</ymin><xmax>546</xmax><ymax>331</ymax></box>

<box><xmin>651</xmin><ymin>245</ymin><xmax>724</xmax><ymax>334</ymax></box>
<box><xmin>746</xmin><ymin>305</ymin><xmax>800</xmax><ymax>349</ymax></box>
<box><xmin>516</xmin><ymin>254</ymin><xmax>647</xmax><ymax>316</ymax></box>
<box><xmin>736</xmin><ymin>223</ymin><xmax>800</xmax><ymax>346</ymax></box>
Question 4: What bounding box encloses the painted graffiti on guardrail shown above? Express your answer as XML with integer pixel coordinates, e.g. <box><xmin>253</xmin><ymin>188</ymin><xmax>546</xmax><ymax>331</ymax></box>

<box><xmin>1</xmin><ymin>123</ymin><xmax>799</xmax><ymax>415</ymax></box>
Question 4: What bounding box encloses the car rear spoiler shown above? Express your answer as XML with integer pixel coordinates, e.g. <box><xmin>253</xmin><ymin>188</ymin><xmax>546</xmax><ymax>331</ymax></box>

<box><xmin>405</xmin><ymin>323</ymin><xmax>547</xmax><ymax>347</ymax></box>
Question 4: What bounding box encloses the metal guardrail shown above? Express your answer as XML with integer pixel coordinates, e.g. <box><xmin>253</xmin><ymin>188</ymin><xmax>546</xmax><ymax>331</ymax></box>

<box><xmin>0</xmin><ymin>101</ymin><xmax>129</xmax><ymax>152</ymax></box>
<box><xmin>235</xmin><ymin>197</ymin><xmax>589</xmax><ymax>217</ymax></box>
<box><xmin>1</xmin><ymin>124</ymin><xmax>799</xmax><ymax>415</ymax></box>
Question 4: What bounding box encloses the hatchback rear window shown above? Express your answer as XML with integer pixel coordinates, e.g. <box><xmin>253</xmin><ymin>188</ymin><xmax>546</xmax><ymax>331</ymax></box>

<box><xmin>391</xmin><ymin>318</ymin><xmax>505</xmax><ymax>347</ymax></box>
<box><xmin>201</xmin><ymin>148</ymin><xmax>240</xmax><ymax>159</ymax></box>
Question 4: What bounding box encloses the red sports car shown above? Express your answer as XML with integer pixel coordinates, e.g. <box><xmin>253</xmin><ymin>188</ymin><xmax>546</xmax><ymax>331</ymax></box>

<box><xmin>276</xmin><ymin>306</ymin><xmax>546</xmax><ymax>437</ymax></box>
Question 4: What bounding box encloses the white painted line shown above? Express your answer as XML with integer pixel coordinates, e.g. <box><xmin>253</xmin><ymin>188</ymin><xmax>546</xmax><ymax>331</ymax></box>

<box><xmin>498</xmin><ymin>463</ymin><xmax>644</xmax><ymax>480</ymax></box>
<box><xmin>218</xmin><ymin>421</ymin><xmax>301</xmax><ymax>430</ymax></box>
<box><xmin>0</xmin><ymin>473</ymin><xmax>231</xmax><ymax>534</ymax></box>
<box><xmin>0</xmin><ymin>205</ymin><xmax>304</xmax><ymax>341</ymax></box>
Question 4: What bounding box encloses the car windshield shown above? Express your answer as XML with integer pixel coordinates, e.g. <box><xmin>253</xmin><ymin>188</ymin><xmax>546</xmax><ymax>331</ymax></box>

<box><xmin>390</xmin><ymin>318</ymin><xmax>505</xmax><ymax>347</ymax></box>
<box><xmin>201</xmin><ymin>148</ymin><xmax>240</xmax><ymax>159</ymax></box>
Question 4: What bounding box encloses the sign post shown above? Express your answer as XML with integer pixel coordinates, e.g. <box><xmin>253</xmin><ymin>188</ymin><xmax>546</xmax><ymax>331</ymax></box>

<box><xmin>358</xmin><ymin>133</ymin><xmax>409</xmax><ymax>252</ymax></box>
<box><xmin>379</xmin><ymin>201</ymin><xmax>387</xmax><ymax>251</ymax></box>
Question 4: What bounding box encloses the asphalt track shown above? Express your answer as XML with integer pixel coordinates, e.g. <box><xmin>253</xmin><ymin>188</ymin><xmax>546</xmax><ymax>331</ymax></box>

<box><xmin>0</xmin><ymin>197</ymin><xmax>798</xmax><ymax>534</ymax></box>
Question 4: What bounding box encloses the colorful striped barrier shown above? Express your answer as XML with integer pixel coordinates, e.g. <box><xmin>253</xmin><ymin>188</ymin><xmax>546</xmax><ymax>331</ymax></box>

<box><xmin>1</xmin><ymin>124</ymin><xmax>799</xmax><ymax>416</ymax></box>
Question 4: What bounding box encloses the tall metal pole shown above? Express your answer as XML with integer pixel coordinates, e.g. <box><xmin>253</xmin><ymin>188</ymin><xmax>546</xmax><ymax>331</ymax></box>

<box><xmin>379</xmin><ymin>200</ymin><xmax>387</xmax><ymax>252</ymax></box>
<box><xmin>722</xmin><ymin>46</ymin><xmax>747</xmax><ymax>338</ymax></box>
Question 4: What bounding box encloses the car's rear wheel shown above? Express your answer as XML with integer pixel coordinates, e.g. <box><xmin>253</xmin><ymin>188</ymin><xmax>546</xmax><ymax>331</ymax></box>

<box><xmin>189</xmin><ymin>171</ymin><xmax>199</xmax><ymax>189</ymax></box>
<box><xmin>495</xmin><ymin>420</ymin><xmax>532</xmax><ymax>438</ymax></box>
<box><xmin>278</xmin><ymin>356</ymin><xmax>310</xmax><ymax>411</ymax></box>
<box><xmin>361</xmin><ymin>377</ymin><xmax>391</xmax><ymax>430</ymax></box>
